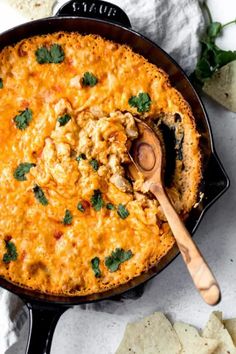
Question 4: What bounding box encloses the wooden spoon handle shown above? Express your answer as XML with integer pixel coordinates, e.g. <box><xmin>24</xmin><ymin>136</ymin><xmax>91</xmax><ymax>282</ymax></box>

<box><xmin>150</xmin><ymin>184</ymin><xmax>221</xmax><ymax>306</ymax></box>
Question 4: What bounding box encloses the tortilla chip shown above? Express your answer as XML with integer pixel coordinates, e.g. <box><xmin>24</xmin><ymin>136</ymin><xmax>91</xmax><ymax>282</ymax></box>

<box><xmin>116</xmin><ymin>312</ymin><xmax>181</xmax><ymax>354</ymax></box>
<box><xmin>174</xmin><ymin>322</ymin><xmax>219</xmax><ymax>354</ymax></box>
<box><xmin>223</xmin><ymin>318</ymin><xmax>236</xmax><ymax>347</ymax></box>
<box><xmin>213</xmin><ymin>311</ymin><xmax>223</xmax><ymax>322</ymax></box>
<box><xmin>203</xmin><ymin>60</ymin><xmax>236</xmax><ymax>113</ymax></box>
<box><xmin>6</xmin><ymin>0</ymin><xmax>55</xmax><ymax>20</ymax></box>
<box><xmin>202</xmin><ymin>312</ymin><xmax>236</xmax><ymax>354</ymax></box>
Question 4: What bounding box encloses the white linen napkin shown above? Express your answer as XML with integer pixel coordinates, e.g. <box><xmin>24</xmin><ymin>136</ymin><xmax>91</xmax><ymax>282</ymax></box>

<box><xmin>0</xmin><ymin>0</ymin><xmax>205</xmax><ymax>353</ymax></box>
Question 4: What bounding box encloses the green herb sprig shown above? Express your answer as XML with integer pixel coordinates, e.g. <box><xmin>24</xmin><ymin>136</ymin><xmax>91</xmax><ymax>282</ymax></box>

<box><xmin>13</xmin><ymin>108</ymin><xmax>32</xmax><ymax>130</ymax></box>
<box><xmin>63</xmin><ymin>209</ymin><xmax>73</xmax><ymax>225</ymax></box>
<box><xmin>117</xmin><ymin>204</ymin><xmax>129</xmax><ymax>219</ymax></box>
<box><xmin>57</xmin><ymin>114</ymin><xmax>71</xmax><ymax>126</ymax></box>
<box><xmin>191</xmin><ymin>2</ymin><xmax>236</xmax><ymax>87</ymax></box>
<box><xmin>13</xmin><ymin>163</ymin><xmax>36</xmax><ymax>181</ymax></box>
<box><xmin>91</xmin><ymin>257</ymin><xmax>102</xmax><ymax>278</ymax></box>
<box><xmin>82</xmin><ymin>72</ymin><xmax>98</xmax><ymax>87</ymax></box>
<box><xmin>33</xmin><ymin>185</ymin><xmax>48</xmax><ymax>206</ymax></box>
<box><xmin>35</xmin><ymin>44</ymin><xmax>65</xmax><ymax>64</ymax></box>
<box><xmin>128</xmin><ymin>92</ymin><xmax>151</xmax><ymax>113</ymax></box>
<box><xmin>105</xmin><ymin>248</ymin><xmax>133</xmax><ymax>272</ymax></box>
<box><xmin>90</xmin><ymin>189</ymin><xmax>105</xmax><ymax>211</ymax></box>
<box><xmin>106</xmin><ymin>203</ymin><xmax>115</xmax><ymax>210</ymax></box>
<box><xmin>3</xmin><ymin>240</ymin><xmax>18</xmax><ymax>263</ymax></box>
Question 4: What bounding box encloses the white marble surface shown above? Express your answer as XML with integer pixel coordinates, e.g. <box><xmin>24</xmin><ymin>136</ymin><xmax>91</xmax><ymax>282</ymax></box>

<box><xmin>1</xmin><ymin>0</ymin><xmax>236</xmax><ymax>353</ymax></box>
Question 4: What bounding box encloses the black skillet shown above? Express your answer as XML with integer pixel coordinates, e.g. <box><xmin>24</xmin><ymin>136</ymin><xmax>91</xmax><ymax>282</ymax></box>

<box><xmin>0</xmin><ymin>1</ymin><xmax>230</xmax><ymax>353</ymax></box>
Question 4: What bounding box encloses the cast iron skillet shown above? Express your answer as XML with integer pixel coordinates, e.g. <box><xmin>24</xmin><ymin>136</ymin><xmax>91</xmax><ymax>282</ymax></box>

<box><xmin>0</xmin><ymin>1</ymin><xmax>230</xmax><ymax>353</ymax></box>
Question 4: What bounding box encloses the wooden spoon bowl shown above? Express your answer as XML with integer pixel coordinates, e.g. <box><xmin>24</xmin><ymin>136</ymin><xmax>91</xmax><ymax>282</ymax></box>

<box><xmin>128</xmin><ymin>119</ymin><xmax>221</xmax><ymax>306</ymax></box>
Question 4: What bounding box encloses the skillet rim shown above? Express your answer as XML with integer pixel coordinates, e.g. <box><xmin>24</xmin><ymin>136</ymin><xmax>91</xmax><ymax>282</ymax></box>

<box><xmin>0</xmin><ymin>16</ymin><xmax>230</xmax><ymax>305</ymax></box>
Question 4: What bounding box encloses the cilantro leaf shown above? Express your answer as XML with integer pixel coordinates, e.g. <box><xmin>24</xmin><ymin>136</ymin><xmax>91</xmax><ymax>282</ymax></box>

<box><xmin>3</xmin><ymin>240</ymin><xmax>18</xmax><ymax>263</ymax></box>
<box><xmin>13</xmin><ymin>162</ymin><xmax>36</xmax><ymax>181</ymax></box>
<box><xmin>89</xmin><ymin>159</ymin><xmax>99</xmax><ymax>171</ymax></box>
<box><xmin>77</xmin><ymin>202</ymin><xmax>85</xmax><ymax>212</ymax></box>
<box><xmin>207</xmin><ymin>22</ymin><xmax>222</xmax><ymax>39</ymax></box>
<box><xmin>91</xmin><ymin>257</ymin><xmax>102</xmax><ymax>278</ymax></box>
<box><xmin>50</xmin><ymin>44</ymin><xmax>65</xmax><ymax>63</ymax></box>
<box><xmin>35</xmin><ymin>44</ymin><xmax>65</xmax><ymax>64</ymax></box>
<box><xmin>57</xmin><ymin>114</ymin><xmax>71</xmax><ymax>126</ymax></box>
<box><xmin>76</xmin><ymin>153</ymin><xmax>86</xmax><ymax>162</ymax></box>
<box><xmin>117</xmin><ymin>204</ymin><xmax>129</xmax><ymax>219</ymax></box>
<box><xmin>105</xmin><ymin>248</ymin><xmax>133</xmax><ymax>272</ymax></box>
<box><xmin>90</xmin><ymin>189</ymin><xmax>105</xmax><ymax>211</ymax></box>
<box><xmin>35</xmin><ymin>47</ymin><xmax>51</xmax><ymax>64</ymax></box>
<box><xmin>82</xmin><ymin>72</ymin><xmax>98</xmax><ymax>87</ymax></box>
<box><xmin>195</xmin><ymin>57</ymin><xmax>212</xmax><ymax>81</ymax></box>
<box><xmin>63</xmin><ymin>209</ymin><xmax>73</xmax><ymax>225</ymax></box>
<box><xmin>128</xmin><ymin>92</ymin><xmax>151</xmax><ymax>113</ymax></box>
<box><xmin>106</xmin><ymin>203</ymin><xmax>115</xmax><ymax>210</ymax></box>
<box><xmin>13</xmin><ymin>108</ymin><xmax>32</xmax><ymax>130</ymax></box>
<box><xmin>215</xmin><ymin>49</ymin><xmax>236</xmax><ymax>67</ymax></box>
<box><xmin>191</xmin><ymin>3</ymin><xmax>236</xmax><ymax>87</ymax></box>
<box><xmin>33</xmin><ymin>185</ymin><xmax>48</xmax><ymax>206</ymax></box>
<box><xmin>0</xmin><ymin>78</ymin><xmax>3</xmax><ymax>89</ymax></box>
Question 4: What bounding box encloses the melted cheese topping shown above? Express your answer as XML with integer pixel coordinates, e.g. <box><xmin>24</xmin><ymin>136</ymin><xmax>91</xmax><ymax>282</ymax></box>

<box><xmin>0</xmin><ymin>32</ymin><xmax>201</xmax><ymax>295</ymax></box>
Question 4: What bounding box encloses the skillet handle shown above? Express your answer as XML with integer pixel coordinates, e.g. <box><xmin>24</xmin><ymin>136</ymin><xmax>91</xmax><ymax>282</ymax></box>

<box><xmin>203</xmin><ymin>153</ymin><xmax>230</xmax><ymax>206</ymax></box>
<box><xmin>25</xmin><ymin>302</ymin><xmax>68</xmax><ymax>354</ymax></box>
<box><xmin>55</xmin><ymin>0</ymin><xmax>131</xmax><ymax>28</ymax></box>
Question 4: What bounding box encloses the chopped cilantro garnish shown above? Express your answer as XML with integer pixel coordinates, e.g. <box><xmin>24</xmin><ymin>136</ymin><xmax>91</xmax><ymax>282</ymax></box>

<box><xmin>89</xmin><ymin>159</ymin><xmax>99</xmax><ymax>171</ymax></box>
<box><xmin>33</xmin><ymin>185</ymin><xmax>48</xmax><ymax>206</ymax></box>
<box><xmin>77</xmin><ymin>202</ymin><xmax>85</xmax><ymax>212</ymax></box>
<box><xmin>13</xmin><ymin>108</ymin><xmax>32</xmax><ymax>130</ymax></box>
<box><xmin>63</xmin><ymin>209</ymin><xmax>73</xmax><ymax>225</ymax></box>
<box><xmin>35</xmin><ymin>44</ymin><xmax>65</xmax><ymax>64</ymax></box>
<box><xmin>117</xmin><ymin>204</ymin><xmax>129</xmax><ymax>219</ymax></box>
<box><xmin>13</xmin><ymin>162</ymin><xmax>36</xmax><ymax>181</ymax></box>
<box><xmin>57</xmin><ymin>114</ymin><xmax>71</xmax><ymax>126</ymax></box>
<box><xmin>90</xmin><ymin>189</ymin><xmax>104</xmax><ymax>211</ymax></box>
<box><xmin>91</xmin><ymin>257</ymin><xmax>102</xmax><ymax>278</ymax></box>
<box><xmin>106</xmin><ymin>203</ymin><xmax>115</xmax><ymax>210</ymax></box>
<box><xmin>105</xmin><ymin>248</ymin><xmax>133</xmax><ymax>272</ymax></box>
<box><xmin>76</xmin><ymin>153</ymin><xmax>87</xmax><ymax>162</ymax></box>
<box><xmin>3</xmin><ymin>240</ymin><xmax>18</xmax><ymax>263</ymax></box>
<box><xmin>82</xmin><ymin>72</ymin><xmax>98</xmax><ymax>87</ymax></box>
<box><xmin>128</xmin><ymin>92</ymin><xmax>151</xmax><ymax>113</ymax></box>
<box><xmin>49</xmin><ymin>44</ymin><xmax>65</xmax><ymax>63</ymax></box>
<box><xmin>0</xmin><ymin>78</ymin><xmax>3</xmax><ymax>89</ymax></box>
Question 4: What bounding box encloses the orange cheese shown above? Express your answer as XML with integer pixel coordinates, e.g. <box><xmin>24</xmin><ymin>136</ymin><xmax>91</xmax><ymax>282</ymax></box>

<box><xmin>0</xmin><ymin>32</ymin><xmax>200</xmax><ymax>295</ymax></box>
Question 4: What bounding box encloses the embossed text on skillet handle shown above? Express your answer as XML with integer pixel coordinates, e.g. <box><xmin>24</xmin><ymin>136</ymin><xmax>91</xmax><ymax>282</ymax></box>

<box><xmin>55</xmin><ymin>0</ymin><xmax>131</xmax><ymax>28</ymax></box>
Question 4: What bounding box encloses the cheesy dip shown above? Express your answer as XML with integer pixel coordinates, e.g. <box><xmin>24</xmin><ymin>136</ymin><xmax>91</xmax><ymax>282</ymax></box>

<box><xmin>0</xmin><ymin>32</ymin><xmax>201</xmax><ymax>295</ymax></box>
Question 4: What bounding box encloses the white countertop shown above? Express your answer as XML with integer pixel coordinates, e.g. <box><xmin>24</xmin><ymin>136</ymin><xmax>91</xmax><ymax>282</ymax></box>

<box><xmin>1</xmin><ymin>0</ymin><xmax>236</xmax><ymax>353</ymax></box>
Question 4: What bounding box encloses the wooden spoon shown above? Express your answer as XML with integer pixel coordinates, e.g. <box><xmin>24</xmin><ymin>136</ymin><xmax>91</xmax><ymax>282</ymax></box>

<box><xmin>128</xmin><ymin>119</ymin><xmax>221</xmax><ymax>306</ymax></box>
